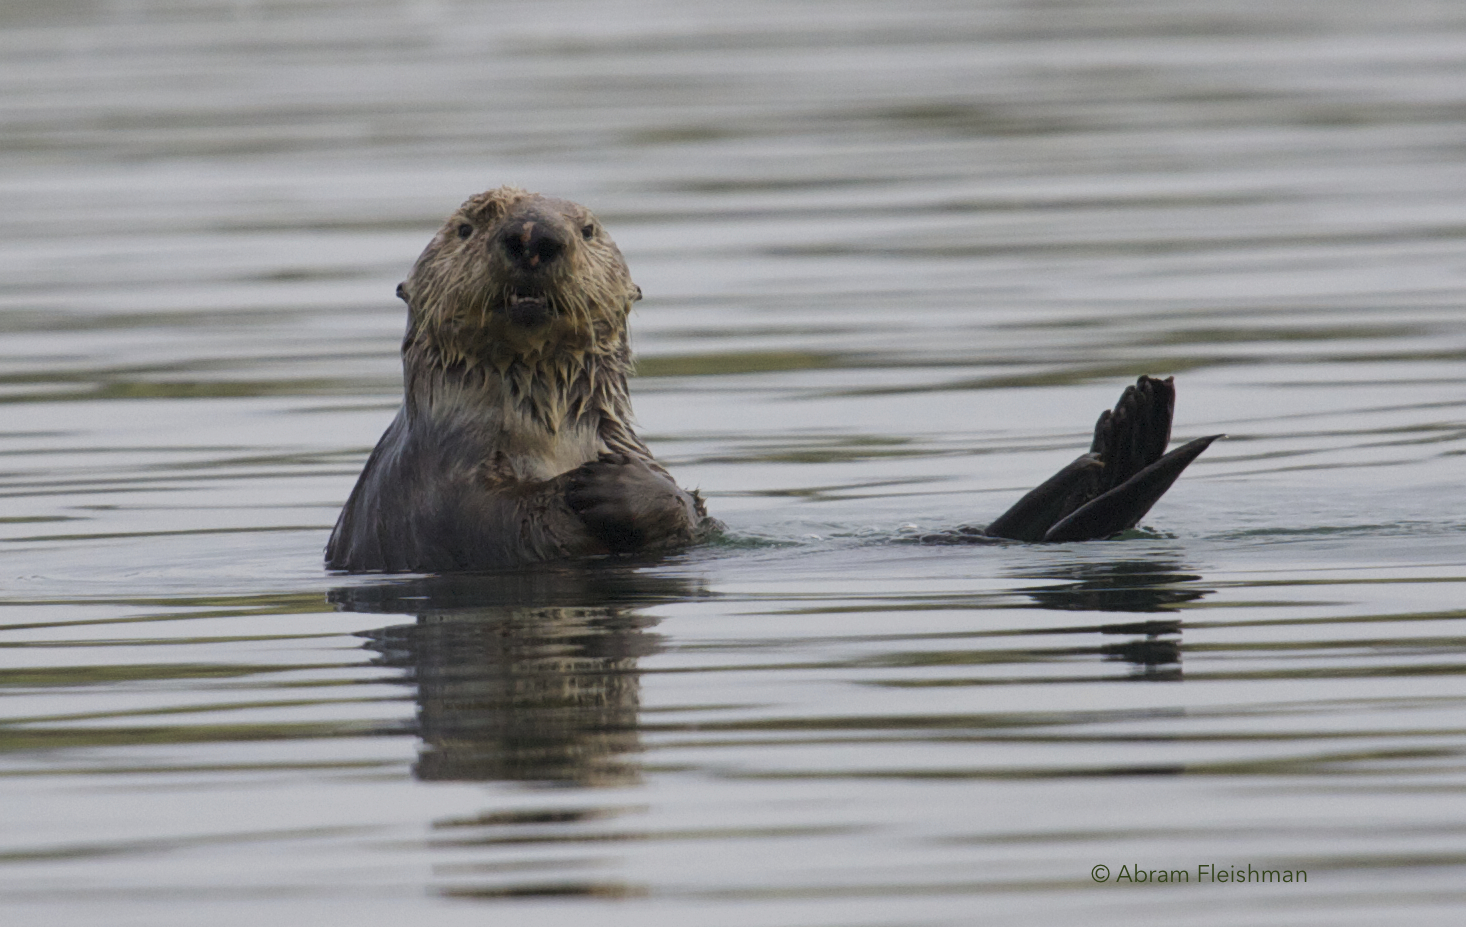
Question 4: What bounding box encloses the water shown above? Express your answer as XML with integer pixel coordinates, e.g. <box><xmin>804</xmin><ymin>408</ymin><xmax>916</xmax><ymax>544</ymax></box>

<box><xmin>3</xmin><ymin>1</ymin><xmax>1466</xmax><ymax>924</ymax></box>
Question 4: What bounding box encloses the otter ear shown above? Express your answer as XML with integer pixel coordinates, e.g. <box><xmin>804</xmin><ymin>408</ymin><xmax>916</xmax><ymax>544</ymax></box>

<box><xmin>395</xmin><ymin>282</ymin><xmax>409</xmax><ymax>303</ymax></box>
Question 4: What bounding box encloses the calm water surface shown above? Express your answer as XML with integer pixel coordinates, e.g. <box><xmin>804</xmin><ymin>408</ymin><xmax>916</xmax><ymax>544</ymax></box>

<box><xmin>2</xmin><ymin>1</ymin><xmax>1466</xmax><ymax>924</ymax></box>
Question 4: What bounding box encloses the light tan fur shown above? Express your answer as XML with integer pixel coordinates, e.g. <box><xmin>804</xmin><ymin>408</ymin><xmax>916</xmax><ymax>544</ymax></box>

<box><xmin>327</xmin><ymin>187</ymin><xmax>713</xmax><ymax>573</ymax></box>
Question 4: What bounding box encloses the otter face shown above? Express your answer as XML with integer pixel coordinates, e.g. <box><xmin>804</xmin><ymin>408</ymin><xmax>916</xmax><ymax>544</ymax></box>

<box><xmin>400</xmin><ymin>186</ymin><xmax>642</xmax><ymax>368</ymax></box>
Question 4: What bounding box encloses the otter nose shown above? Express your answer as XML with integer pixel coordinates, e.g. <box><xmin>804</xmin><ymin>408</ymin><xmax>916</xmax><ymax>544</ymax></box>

<box><xmin>499</xmin><ymin>219</ymin><xmax>566</xmax><ymax>271</ymax></box>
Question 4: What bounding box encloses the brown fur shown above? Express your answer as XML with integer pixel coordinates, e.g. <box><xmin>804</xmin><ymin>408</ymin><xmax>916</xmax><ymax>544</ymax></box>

<box><xmin>326</xmin><ymin>187</ymin><xmax>716</xmax><ymax>573</ymax></box>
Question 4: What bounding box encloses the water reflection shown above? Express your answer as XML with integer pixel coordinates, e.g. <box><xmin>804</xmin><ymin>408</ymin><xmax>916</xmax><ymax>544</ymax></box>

<box><xmin>1017</xmin><ymin>558</ymin><xmax>1207</xmax><ymax>612</ymax></box>
<box><xmin>332</xmin><ymin>567</ymin><xmax>706</xmax><ymax>785</ymax></box>
<box><xmin>1017</xmin><ymin>559</ymin><xmax>1212</xmax><ymax>680</ymax></box>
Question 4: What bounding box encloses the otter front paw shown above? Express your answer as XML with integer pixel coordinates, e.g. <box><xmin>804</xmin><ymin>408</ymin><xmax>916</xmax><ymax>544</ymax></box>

<box><xmin>565</xmin><ymin>453</ymin><xmax>700</xmax><ymax>553</ymax></box>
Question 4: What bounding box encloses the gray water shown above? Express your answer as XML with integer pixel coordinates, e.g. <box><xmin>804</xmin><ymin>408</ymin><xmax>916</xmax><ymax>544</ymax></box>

<box><xmin>3</xmin><ymin>1</ymin><xmax>1466</xmax><ymax>924</ymax></box>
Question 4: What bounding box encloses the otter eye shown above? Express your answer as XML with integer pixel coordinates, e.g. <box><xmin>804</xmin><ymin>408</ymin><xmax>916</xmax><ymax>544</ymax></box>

<box><xmin>456</xmin><ymin>223</ymin><xmax>473</xmax><ymax>239</ymax></box>
<box><xmin>581</xmin><ymin>223</ymin><xmax>595</xmax><ymax>240</ymax></box>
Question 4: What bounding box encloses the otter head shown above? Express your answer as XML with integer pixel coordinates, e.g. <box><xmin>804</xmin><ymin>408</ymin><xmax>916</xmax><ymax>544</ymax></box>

<box><xmin>399</xmin><ymin>186</ymin><xmax>643</xmax><ymax>371</ymax></box>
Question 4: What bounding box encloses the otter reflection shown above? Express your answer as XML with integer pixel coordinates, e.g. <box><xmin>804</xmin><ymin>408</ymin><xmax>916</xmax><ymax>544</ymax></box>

<box><xmin>1014</xmin><ymin>559</ymin><xmax>1213</xmax><ymax>679</ymax></box>
<box><xmin>333</xmin><ymin>566</ymin><xmax>704</xmax><ymax>785</ymax></box>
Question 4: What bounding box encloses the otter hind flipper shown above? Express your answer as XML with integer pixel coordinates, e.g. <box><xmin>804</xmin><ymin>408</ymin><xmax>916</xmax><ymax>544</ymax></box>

<box><xmin>983</xmin><ymin>376</ymin><xmax>1218</xmax><ymax>542</ymax></box>
<box><xmin>1040</xmin><ymin>434</ymin><xmax>1220</xmax><ymax>542</ymax></box>
<box><xmin>980</xmin><ymin>454</ymin><xmax>1105</xmax><ymax>542</ymax></box>
<box><xmin>1088</xmin><ymin>375</ymin><xmax>1175</xmax><ymax>497</ymax></box>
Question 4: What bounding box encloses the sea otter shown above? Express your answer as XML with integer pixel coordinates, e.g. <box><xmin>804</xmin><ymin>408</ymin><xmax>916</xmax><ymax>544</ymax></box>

<box><xmin>326</xmin><ymin>186</ymin><xmax>1218</xmax><ymax>573</ymax></box>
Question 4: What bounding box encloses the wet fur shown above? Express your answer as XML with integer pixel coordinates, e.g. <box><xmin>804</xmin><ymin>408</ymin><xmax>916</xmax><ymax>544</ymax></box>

<box><xmin>327</xmin><ymin>187</ymin><xmax>713</xmax><ymax>572</ymax></box>
<box><xmin>328</xmin><ymin>188</ymin><xmax>1217</xmax><ymax>573</ymax></box>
